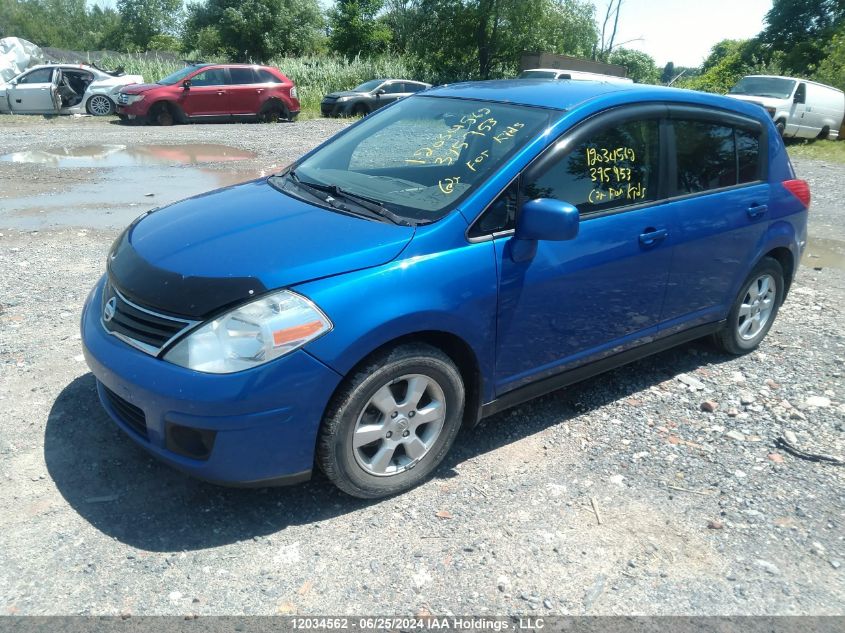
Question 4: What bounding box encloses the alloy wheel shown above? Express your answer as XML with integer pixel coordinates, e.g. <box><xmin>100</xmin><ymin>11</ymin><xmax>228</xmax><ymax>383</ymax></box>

<box><xmin>88</xmin><ymin>95</ymin><xmax>113</xmax><ymax>116</ymax></box>
<box><xmin>352</xmin><ymin>374</ymin><xmax>447</xmax><ymax>476</ymax></box>
<box><xmin>737</xmin><ymin>273</ymin><xmax>776</xmax><ymax>340</ymax></box>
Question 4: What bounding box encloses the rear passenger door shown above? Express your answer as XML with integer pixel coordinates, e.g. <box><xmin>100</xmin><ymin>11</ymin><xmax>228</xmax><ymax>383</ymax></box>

<box><xmin>226</xmin><ymin>67</ymin><xmax>262</xmax><ymax>115</ymax></box>
<box><xmin>659</xmin><ymin>108</ymin><xmax>769</xmax><ymax>333</ymax></box>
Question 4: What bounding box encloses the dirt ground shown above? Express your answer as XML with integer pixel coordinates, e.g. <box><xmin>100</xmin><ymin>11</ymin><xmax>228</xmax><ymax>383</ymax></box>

<box><xmin>0</xmin><ymin>115</ymin><xmax>843</xmax><ymax>616</ymax></box>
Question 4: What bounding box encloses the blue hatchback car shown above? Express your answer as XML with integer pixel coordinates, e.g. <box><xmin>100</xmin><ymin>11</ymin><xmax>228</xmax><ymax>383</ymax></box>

<box><xmin>81</xmin><ymin>80</ymin><xmax>810</xmax><ymax>498</ymax></box>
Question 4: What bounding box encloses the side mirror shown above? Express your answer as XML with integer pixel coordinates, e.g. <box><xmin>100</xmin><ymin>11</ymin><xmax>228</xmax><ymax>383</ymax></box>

<box><xmin>510</xmin><ymin>198</ymin><xmax>579</xmax><ymax>262</ymax></box>
<box><xmin>182</xmin><ymin>80</ymin><xmax>191</xmax><ymax>89</ymax></box>
<box><xmin>375</xmin><ymin>88</ymin><xmax>385</xmax><ymax>96</ymax></box>
<box><xmin>793</xmin><ymin>93</ymin><xmax>803</xmax><ymax>104</ymax></box>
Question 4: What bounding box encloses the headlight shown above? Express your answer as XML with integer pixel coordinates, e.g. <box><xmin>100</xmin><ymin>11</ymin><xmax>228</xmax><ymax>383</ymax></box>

<box><xmin>336</xmin><ymin>95</ymin><xmax>352</xmax><ymax>102</ymax></box>
<box><xmin>124</xmin><ymin>94</ymin><xmax>145</xmax><ymax>105</ymax></box>
<box><xmin>164</xmin><ymin>290</ymin><xmax>332</xmax><ymax>374</ymax></box>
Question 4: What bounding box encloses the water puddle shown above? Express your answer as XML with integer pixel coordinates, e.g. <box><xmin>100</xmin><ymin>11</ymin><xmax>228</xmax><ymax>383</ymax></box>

<box><xmin>0</xmin><ymin>143</ymin><xmax>257</xmax><ymax>168</ymax></box>
<box><xmin>804</xmin><ymin>237</ymin><xmax>845</xmax><ymax>271</ymax></box>
<box><xmin>0</xmin><ymin>143</ymin><xmax>281</xmax><ymax>229</ymax></box>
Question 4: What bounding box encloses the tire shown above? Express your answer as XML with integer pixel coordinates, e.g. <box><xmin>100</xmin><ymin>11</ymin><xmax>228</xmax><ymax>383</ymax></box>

<box><xmin>352</xmin><ymin>103</ymin><xmax>369</xmax><ymax>117</ymax></box>
<box><xmin>714</xmin><ymin>257</ymin><xmax>784</xmax><ymax>355</ymax></box>
<box><xmin>260</xmin><ymin>103</ymin><xmax>284</xmax><ymax>123</ymax></box>
<box><xmin>317</xmin><ymin>343</ymin><xmax>465</xmax><ymax>498</ymax></box>
<box><xmin>150</xmin><ymin>103</ymin><xmax>174</xmax><ymax>126</ymax></box>
<box><xmin>775</xmin><ymin>119</ymin><xmax>786</xmax><ymax>137</ymax></box>
<box><xmin>86</xmin><ymin>95</ymin><xmax>115</xmax><ymax>116</ymax></box>
<box><xmin>817</xmin><ymin>126</ymin><xmax>830</xmax><ymax>140</ymax></box>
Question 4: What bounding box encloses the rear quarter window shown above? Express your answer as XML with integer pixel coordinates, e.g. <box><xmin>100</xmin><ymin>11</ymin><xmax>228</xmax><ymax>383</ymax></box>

<box><xmin>256</xmin><ymin>69</ymin><xmax>282</xmax><ymax>84</ymax></box>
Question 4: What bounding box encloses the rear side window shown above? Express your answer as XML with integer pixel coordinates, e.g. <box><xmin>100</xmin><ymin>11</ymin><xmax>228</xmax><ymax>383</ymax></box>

<box><xmin>736</xmin><ymin>129</ymin><xmax>760</xmax><ymax>183</ymax></box>
<box><xmin>523</xmin><ymin>119</ymin><xmax>661</xmax><ymax>215</ymax></box>
<box><xmin>228</xmin><ymin>68</ymin><xmax>256</xmax><ymax>84</ymax></box>
<box><xmin>256</xmin><ymin>69</ymin><xmax>282</xmax><ymax>84</ymax></box>
<box><xmin>383</xmin><ymin>83</ymin><xmax>406</xmax><ymax>94</ymax></box>
<box><xmin>407</xmin><ymin>83</ymin><xmax>426</xmax><ymax>93</ymax></box>
<box><xmin>674</xmin><ymin>120</ymin><xmax>761</xmax><ymax>193</ymax></box>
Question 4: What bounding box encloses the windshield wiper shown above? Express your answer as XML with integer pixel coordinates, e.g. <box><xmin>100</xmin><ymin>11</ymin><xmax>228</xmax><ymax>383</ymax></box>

<box><xmin>285</xmin><ymin>170</ymin><xmax>412</xmax><ymax>226</ymax></box>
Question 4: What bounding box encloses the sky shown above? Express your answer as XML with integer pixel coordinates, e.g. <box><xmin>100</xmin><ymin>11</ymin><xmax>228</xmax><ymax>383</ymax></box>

<box><xmin>86</xmin><ymin>0</ymin><xmax>774</xmax><ymax>69</ymax></box>
<box><xmin>607</xmin><ymin>0</ymin><xmax>773</xmax><ymax>67</ymax></box>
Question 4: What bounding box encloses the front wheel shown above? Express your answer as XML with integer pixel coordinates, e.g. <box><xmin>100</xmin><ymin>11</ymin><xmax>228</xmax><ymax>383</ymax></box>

<box><xmin>317</xmin><ymin>344</ymin><xmax>465</xmax><ymax>498</ymax></box>
<box><xmin>714</xmin><ymin>257</ymin><xmax>784</xmax><ymax>355</ymax></box>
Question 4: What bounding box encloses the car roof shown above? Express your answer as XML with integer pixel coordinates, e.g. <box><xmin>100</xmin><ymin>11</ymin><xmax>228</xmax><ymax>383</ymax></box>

<box><xmin>424</xmin><ymin>79</ymin><xmax>770</xmax><ymax>119</ymax></box>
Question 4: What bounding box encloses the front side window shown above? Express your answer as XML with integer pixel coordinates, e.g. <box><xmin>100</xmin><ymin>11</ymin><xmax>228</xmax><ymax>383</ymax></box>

<box><xmin>191</xmin><ymin>68</ymin><xmax>227</xmax><ymax>86</ymax></box>
<box><xmin>289</xmin><ymin>96</ymin><xmax>552</xmax><ymax>223</ymax></box>
<box><xmin>523</xmin><ymin>119</ymin><xmax>660</xmax><ymax>215</ymax></box>
<box><xmin>18</xmin><ymin>68</ymin><xmax>53</xmax><ymax>84</ymax></box>
<box><xmin>383</xmin><ymin>83</ymin><xmax>406</xmax><ymax>94</ymax></box>
<box><xmin>157</xmin><ymin>65</ymin><xmax>204</xmax><ymax>86</ymax></box>
<box><xmin>354</xmin><ymin>79</ymin><xmax>384</xmax><ymax>93</ymax></box>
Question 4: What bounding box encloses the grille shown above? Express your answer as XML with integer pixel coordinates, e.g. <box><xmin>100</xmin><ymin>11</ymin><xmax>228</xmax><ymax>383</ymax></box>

<box><xmin>102</xmin><ymin>385</ymin><xmax>148</xmax><ymax>438</ymax></box>
<box><xmin>101</xmin><ymin>282</ymin><xmax>197</xmax><ymax>356</ymax></box>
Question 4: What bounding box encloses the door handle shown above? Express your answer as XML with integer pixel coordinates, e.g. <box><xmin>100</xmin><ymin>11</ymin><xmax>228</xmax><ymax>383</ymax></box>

<box><xmin>217</xmin><ymin>91</ymin><xmax>225</xmax><ymax>95</ymax></box>
<box><xmin>639</xmin><ymin>228</ymin><xmax>668</xmax><ymax>246</ymax></box>
<box><xmin>747</xmin><ymin>203</ymin><xmax>768</xmax><ymax>218</ymax></box>
<box><xmin>256</xmin><ymin>89</ymin><xmax>264</xmax><ymax>94</ymax></box>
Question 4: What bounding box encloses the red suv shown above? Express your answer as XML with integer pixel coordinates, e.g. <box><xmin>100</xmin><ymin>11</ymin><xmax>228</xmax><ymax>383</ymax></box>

<box><xmin>117</xmin><ymin>63</ymin><xmax>300</xmax><ymax>125</ymax></box>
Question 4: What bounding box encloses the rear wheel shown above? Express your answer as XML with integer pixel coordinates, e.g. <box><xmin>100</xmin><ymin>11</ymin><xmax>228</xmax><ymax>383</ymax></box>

<box><xmin>317</xmin><ymin>344</ymin><xmax>464</xmax><ymax>498</ymax></box>
<box><xmin>260</xmin><ymin>102</ymin><xmax>286</xmax><ymax>123</ymax></box>
<box><xmin>714</xmin><ymin>257</ymin><xmax>784</xmax><ymax>355</ymax></box>
<box><xmin>775</xmin><ymin>119</ymin><xmax>786</xmax><ymax>137</ymax></box>
<box><xmin>86</xmin><ymin>95</ymin><xmax>115</xmax><ymax>116</ymax></box>
<box><xmin>818</xmin><ymin>126</ymin><xmax>830</xmax><ymax>140</ymax></box>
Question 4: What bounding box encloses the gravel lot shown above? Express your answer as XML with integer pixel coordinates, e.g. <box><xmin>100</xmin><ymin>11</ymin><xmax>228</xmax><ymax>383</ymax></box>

<box><xmin>0</xmin><ymin>116</ymin><xmax>843</xmax><ymax>616</ymax></box>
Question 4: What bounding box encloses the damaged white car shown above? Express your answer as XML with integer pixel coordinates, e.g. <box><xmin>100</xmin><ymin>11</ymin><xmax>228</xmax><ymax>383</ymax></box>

<box><xmin>0</xmin><ymin>64</ymin><xmax>144</xmax><ymax>116</ymax></box>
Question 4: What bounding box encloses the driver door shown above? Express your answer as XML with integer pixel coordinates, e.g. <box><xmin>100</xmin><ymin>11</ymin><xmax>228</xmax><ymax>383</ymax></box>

<box><xmin>7</xmin><ymin>67</ymin><xmax>59</xmax><ymax>113</ymax></box>
<box><xmin>489</xmin><ymin>111</ymin><xmax>675</xmax><ymax>395</ymax></box>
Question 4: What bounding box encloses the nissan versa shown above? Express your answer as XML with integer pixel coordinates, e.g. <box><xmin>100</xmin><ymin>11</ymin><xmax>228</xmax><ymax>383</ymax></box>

<box><xmin>81</xmin><ymin>81</ymin><xmax>810</xmax><ymax>498</ymax></box>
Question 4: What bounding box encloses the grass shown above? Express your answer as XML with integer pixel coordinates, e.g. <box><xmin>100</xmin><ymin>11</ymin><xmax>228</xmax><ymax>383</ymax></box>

<box><xmin>786</xmin><ymin>138</ymin><xmax>845</xmax><ymax>163</ymax></box>
<box><xmin>93</xmin><ymin>52</ymin><xmax>421</xmax><ymax>118</ymax></box>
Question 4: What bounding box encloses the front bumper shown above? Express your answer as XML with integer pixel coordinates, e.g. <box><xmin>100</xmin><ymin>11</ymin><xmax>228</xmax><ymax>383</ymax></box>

<box><xmin>80</xmin><ymin>276</ymin><xmax>343</xmax><ymax>485</ymax></box>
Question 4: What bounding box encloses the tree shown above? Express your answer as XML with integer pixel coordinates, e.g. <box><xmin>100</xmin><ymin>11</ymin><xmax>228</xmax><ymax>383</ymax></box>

<box><xmin>608</xmin><ymin>48</ymin><xmax>659</xmax><ymax>83</ymax></box>
<box><xmin>759</xmin><ymin>0</ymin><xmax>845</xmax><ymax>74</ymax></box>
<box><xmin>117</xmin><ymin>0</ymin><xmax>183</xmax><ymax>51</ymax></box>
<box><xmin>328</xmin><ymin>0</ymin><xmax>392</xmax><ymax>58</ymax></box>
<box><xmin>184</xmin><ymin>0</ymin><xmax>323</xmax><ymax>61</ymax></box>
<box><xmin>400</xmin><ymin>0</ymin><xmax>597</xmax><ymax>82</ymax></box>
<box><xmin>681</xmin><ymin>38</ymin><xmax>785</xmax><ymax>94</ymax></box>
<box><xmin>814</xmin><ymin>23</ymin><xmax>845</xmax><ymax>91</ymax></box>
<box><xmin>660</xmin><ymin>61</ymin><xmax>674</xmax><ymax>84</ymax></box>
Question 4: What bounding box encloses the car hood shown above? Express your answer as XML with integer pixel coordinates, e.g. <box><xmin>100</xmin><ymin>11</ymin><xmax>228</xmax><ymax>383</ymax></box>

<box><xmin>108</xmin><ymin>179</ymin><xmax>415</xmax><ymax>318</ymax></box>
<box><xmin>119</xmin><ymin>82</ymin><xmax>162</xmax><ymax>95</ymax></box>
<box><xmin>325</xmin><ymin>90</ymin><xmax>367</xmax><ymax>99</ymax></box>
<box><xmin>726</xmin><ymin>94</ymin><xmax>783</xmax><ymax>107</ymax></box>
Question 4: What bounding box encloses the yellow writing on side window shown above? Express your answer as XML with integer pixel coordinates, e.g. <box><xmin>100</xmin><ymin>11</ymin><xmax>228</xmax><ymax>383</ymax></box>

<box><xmin>587</xmin><ymin>182</ymin><xmax>647</xmax><ymax>205</ymax></box>
<box><xmin>585</xmin><ymin>146</ymin><xmax>636</xmax><ymax>167</ymax></box>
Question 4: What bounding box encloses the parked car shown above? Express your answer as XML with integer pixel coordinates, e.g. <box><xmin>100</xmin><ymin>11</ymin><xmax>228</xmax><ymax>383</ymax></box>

<box><xmin>321</xmin><ymin>79</ymin><xmax>431</xmax><ymax>117</ymax></box>
<box><xmin>82</xmin><ymin>80</ymin><xmax>809</xmax><ymax>498</ymax></box>
<box><xmin>727</xmin><ymin>75</ymin><xmax>845</xmax><ymax>139</ymax></box>
<box><xmin>116</xmin><ymin>63</ymin><xmax>300</xmax><ymax>125</ymax></box>
<box><xmin>518</xmin><ymin>67</ymin><xmax>633</xmax><ymax>83</ymax></box>
<box><xmin>0</xmin><ymin>63</ymin><xmax>143</xmax><ymax>116</ymax></box>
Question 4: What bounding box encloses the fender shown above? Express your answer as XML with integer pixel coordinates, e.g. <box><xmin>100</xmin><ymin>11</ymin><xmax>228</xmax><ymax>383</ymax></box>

<box><xmin>296</xmin><ymin>219</ymin><xmax>499</xmax><ymax>403</ymax></box>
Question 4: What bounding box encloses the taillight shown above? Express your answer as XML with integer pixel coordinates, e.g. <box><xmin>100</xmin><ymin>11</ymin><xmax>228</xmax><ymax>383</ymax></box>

<box><xmin>783</xmin><ymin>179</ymin><xmax>810</xmax><ymax>209</ymax></box>
<box><xmin>290</xmin><ymin>86</ymin><xmax>298</xmax><ymax>99</ymax></box>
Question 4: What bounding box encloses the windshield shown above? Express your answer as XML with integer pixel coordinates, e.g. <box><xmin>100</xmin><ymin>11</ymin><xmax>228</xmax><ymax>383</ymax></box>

<box><xmin>353</xmin><ymin>79</ymin><xmax>384</xmax><ymax>92</ymax></box>
<box><xmin>291</xmin><ymin>96</ymin><xmax>553</xmax><ymax>223</ymax></box>
<box><xmin>729</xmin><ymin>77</ymin><xmax>796</xmax><ymax>99</ymax></box>
<box><xmin>157</xmin><ymin>65</ymin><xmax>206</xmax><ymax>85</ymax></box>
<box><xmin>518</xmin><ymin>70</ymin><xmax>560</xmax><ymax>79</ymax></box>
